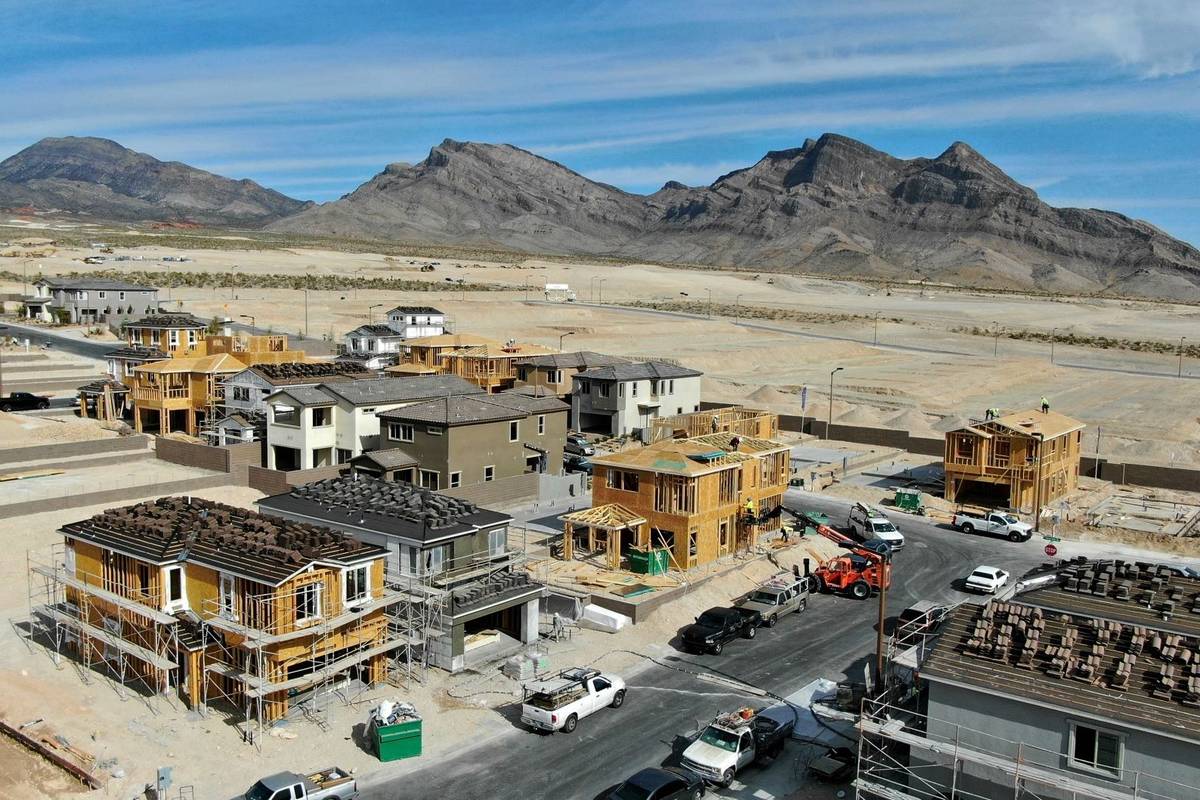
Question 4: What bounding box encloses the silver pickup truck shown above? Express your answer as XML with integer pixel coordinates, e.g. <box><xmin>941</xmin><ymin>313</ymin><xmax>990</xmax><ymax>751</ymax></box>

<box><xmin>241</xmin><ymin>768</ymin><xmax>357</xmax><ymax>800</ymax></box>
<box><xmin>736</xmin><ymin>573</ymin><xmax>811</xmax><ymax>627</ymax></box>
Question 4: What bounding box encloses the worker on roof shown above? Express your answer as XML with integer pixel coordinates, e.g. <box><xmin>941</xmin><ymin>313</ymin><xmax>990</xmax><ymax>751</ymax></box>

<box><xmin>744</xmin><ymin>497</ymin><xmax>756</xmax><ymax>519</ymax></box>
<box><xmin>1041</xmin><ymin>396</ymin><xmax>1050</xmax><ymax>414</ymax></box>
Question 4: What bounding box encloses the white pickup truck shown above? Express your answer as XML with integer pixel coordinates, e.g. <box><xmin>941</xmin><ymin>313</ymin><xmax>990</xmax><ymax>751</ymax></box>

<box><xmin>240</xmin><ymin>768</ymin><xmax>357</xmax><ymax>800</ymax></box>
<box><xmin>520</xmin><ymin>667</ymin><xmax>626</xmax><ymax>733</ymax></box>
<box><xmin>847</xmin><ymin>503</ymin><xmax>905</xmax><ymax>549</ymax></box>
<box><xmin>680</xmin><ymin>705</ymin><xmax>795</xmax><ymax>787</ymax></box>
<box><xmin>952</xmin><ymin>510</ymin><xmax>1033</xmax><ymax>542</ymax></box>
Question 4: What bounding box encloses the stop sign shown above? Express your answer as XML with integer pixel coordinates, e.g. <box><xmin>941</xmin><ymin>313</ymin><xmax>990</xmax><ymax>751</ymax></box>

<box><xmin>1045</xmin><ymin>544</ymin><xmax>1058</xmax><ymax>557</ymax></box>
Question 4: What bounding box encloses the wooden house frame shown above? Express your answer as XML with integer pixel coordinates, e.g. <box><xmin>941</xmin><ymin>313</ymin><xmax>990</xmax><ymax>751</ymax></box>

<box><xmin>650</xmin><ymin>405</ymin><xmax>779</xmax><ymax>441</ymax></box>
<box><xmin>943</xmin><ymin>410</ymin><xmax>1085</xmax><ymax>512</ymax></box>
<box><xmin>442</xmin><ymin>342</ymin><xmax>558</xmax><ymax>393</ymax></box>
<box><xmin>563</xmin><ymin>432</ymin><xmax>790</xmax><ymax>572</ymax></box>
<box><xmin>34</xmin><ymin>497</ymin><xmax>402</xmax><ymax>734</ymax></box>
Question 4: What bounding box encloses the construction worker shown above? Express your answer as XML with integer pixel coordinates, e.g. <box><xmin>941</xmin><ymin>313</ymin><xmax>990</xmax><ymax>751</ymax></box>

<box><xmin>1041</xmin><ymin>396</ymin><xmax>1050</xmax><ymax>414</ymax></box>
<box><xmin>744</xmin><ymin>497</ymin><xmax>756</xmax><ymax>520</ymax></box>
<box><xmin>984</xmin><ymin>408</ymin><xmax>994</xmax><ymax>420</ymax></box>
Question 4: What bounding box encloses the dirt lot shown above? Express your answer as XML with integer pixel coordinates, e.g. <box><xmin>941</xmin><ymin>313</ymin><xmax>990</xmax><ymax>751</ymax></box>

<box><xmin>6</xmin><ymin>239</ymin><xmax>1196</xmax><ymax>466</ymax></box>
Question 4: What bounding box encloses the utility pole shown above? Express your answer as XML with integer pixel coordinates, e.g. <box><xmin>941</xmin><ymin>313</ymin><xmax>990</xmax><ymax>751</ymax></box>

<box><xmin>826</xmin><ymin>366</ymin><xmax>843</xmax><ymax>440</ymax></box>
<box><xmin>1179</xmin><ymin>336</ymin><xmax>1187</xmax><ymax>379</ymax></box>
<box><xmin>559</xmin><ymin>331</ymin><xmax>575</xmax><ymax>351</ymax></box>
<box><xmin>598</xmin><ymin>279</ymin><xmax>607</xmax><ymax>304</ymax></box>
<box><xmin>735</xmin><ymin>294</ymin><xmax>744</xmax><ymax>323</ymax></box>
<box><xmin>1094</xmin><ymin>425</ymin><xmax>1102</xmax><ymax>479</ymax></box>
<box><xmin>705</xmin><ymin>288</ymin><xmax>713</xmax><ymax>319</ymax></box>
<box><xmin>1032</xmin><ymin>434</ymin><xmax>1044</xmax><ymax>532</ymax></box>
<box><xmin>873</xmin><ymin>313</ymin><xmax>880</xmax><ymax>346</ymax></box>
<box><xmin>303</xmin><ymin>289</ymin><xmax>309</xmax><ymax>338</ymax></box>
<box><xmin>1050</xmin><ymin>328</ymin><xmax>1058</xmax><ymax>365</ymax></box>
<box><xmin>992</xmin><ymin>322</ymin><xmax>1001</xmax><ymax>358</ymax></box>
<box><xmin>875</xmin><ymin>551</ymin><xmax>889</xmax><ymax>688</ymax></box>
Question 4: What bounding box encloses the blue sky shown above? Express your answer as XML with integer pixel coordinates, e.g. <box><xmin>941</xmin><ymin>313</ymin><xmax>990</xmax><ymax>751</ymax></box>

<box><xmin>2</xmin><ymin>1</ymin><xmax>1199</xmax><ymax>244</ymax></box>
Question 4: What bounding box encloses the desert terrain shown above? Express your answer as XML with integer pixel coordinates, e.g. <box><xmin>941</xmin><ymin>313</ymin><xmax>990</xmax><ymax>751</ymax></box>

<box><xmin>3</xmin><ymin>227</ymin><xmax>1198</xmax><ymax>466</ymax></box>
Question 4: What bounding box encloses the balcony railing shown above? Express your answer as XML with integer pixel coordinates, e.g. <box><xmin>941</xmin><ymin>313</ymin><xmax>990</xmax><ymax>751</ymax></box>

<box><xmin>132</xmin><ymin>386</ymin><xmax>189</xmax><ymax>402</ymax></box>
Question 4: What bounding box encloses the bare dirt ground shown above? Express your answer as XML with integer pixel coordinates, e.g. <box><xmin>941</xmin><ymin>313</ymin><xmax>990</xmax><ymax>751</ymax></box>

<box><xmin>6</xmin><ymin>239</ymin><xmax>1196</xmax><ymax>466</ymax></box>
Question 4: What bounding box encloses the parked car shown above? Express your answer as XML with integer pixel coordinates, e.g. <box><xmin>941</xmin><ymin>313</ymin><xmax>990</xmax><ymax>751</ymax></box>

<box><xmin>736</xmin><ymin>572</ymin><xmax>810</xmax><ymax>627</ymax></box>
<box><xmin>965</xmin><ymin>565</ymin><xmax>1010</xmax><ymax>594</ymax></box>
<box><xmin>564</xmin><ymin>452</ymin><xmax>593</xmax><ymax>475</ymax></box>
<box><xmin>566</xmin><ymin>433</ymin><xmax>595</xmax><ymax>456</ymax></box>
<box><xmin>893</xmin><ymin>601</ymin><xmax>950</xmax><ymax>646</ymax></box>
<box><xmin>0</xmin><ymin>391</ymin><xmax>50</xmax><ymax>412</ymax></box>
<box><xmin>952</xmin><ymin>510</ymin><xmax>1033</xmax><ymax>542</ymax></box>
<box><xmin>239</xmin><ymin>768</ymin><xmax>357</xmax><ymax>800</ymax></box>
<box><xmin>681</xmin><ymin>607</ymin><xmax>761</xmax><ymax>655</ymax></box>
<box><xmin>847</xmin><ymin>503</ymin><xmax>905</xmax><ymax>549</ymax></box>
<box><xmin>680</xmin><ymin>705</ymin><xmax>795</xmax><ymax>787</ymax></box>
<box><xmin>520</xmin><ymin>667</ymin><xmax>625</xmax><ymax>733</ymax></box>
<box><xmin>606</xmin><ymin>767</ymin><xmax>705</xmax><ymax>800</ymax></box>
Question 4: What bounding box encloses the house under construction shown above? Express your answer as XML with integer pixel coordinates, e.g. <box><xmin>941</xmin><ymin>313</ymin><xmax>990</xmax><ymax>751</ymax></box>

<box><xmin>860</xmin><ymin>560</ymin><xmax>1200</xmax><ymax>800</ymax></box>
<box><xmin>26</xmin><ymin>496</ymin><xmax>423</xmax><ymax>738</ymax></box>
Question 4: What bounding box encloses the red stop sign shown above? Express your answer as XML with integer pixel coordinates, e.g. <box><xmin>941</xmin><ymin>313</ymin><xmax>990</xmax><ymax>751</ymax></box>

<box><xmin>1045</xmin><ymin>544</ymin><xmax>1058</xmax><ymax>557</ymax></box>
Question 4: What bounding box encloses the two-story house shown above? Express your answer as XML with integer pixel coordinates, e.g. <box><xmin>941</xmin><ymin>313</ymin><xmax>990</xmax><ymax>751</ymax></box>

<box><xmin>514</xmin><ymin>351</ymin><xmax>631</xmax><ymax>404</ymax></box>
<box><xmin>222</xmin><ymin>361</ymin><xmax>373</xmax><ymax>417</ymax></box>
<box><xmin>571</xmin><ymin>361</ymin><xmax>703</xmax><ymax>437</ymax></box>
<box><xmin>264</xmin><ymin>375</ymin><xmax>482</xmax><ymax>470</ymax></box>
<box><xmin>258</xmin><ymin>475</ymin><xmax>544</xmax><ymax>673</ymax></box>
<box><xmin>342</xmin><ymin>307</ymin><xmax>446</xmax><ymax>370</ymax></box>
<box><xmin>562</xmin><ymin>432</ymin><xmax>790</xmax><ymax>571</ymax></box>
<box><xmin>123</xmin><ymin>313</ymin><xmax>208</xmax><ymax>355</ymax></box>
<box><xmin>882</xmin><ymin>560</ymin><xmax>1200</xmax><ymax>800</ymax></box>
<box><xmin>385</xmin><ymin>306</ymin><xmax>445</xmax><ymax>338</ymax></box>
<box><xmin>30</xmin><ymin>277</ymin><xmax>159</xmax><ymax>325</ymax></box>
<box><xmin>371</xmin><ymin>391</ymin><xmax>568</xmax><ymax>490</ymax></box>
<box><xmin>442</xmin><ymin>342</ymin><xmax>558</xmax><ymax>393</ymax></box>
<box><xmin>943</xmin><ymin>409</ymin><xmax>1084</xmax><ymax>512</ymax></box>
<box><xmin>395</xmin><ymin>333</ymin><xmax>500</xmax><ymax>373</ymax></box>
<box><xmin>42</xmin><ymin>496</ymin><xmax>395</xmax><ymax>725</ymax></box>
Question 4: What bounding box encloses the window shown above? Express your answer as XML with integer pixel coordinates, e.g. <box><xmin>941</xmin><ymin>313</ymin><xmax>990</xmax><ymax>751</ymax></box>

<box><xmin>219</xmin><ymin>573</ymin><xmax>236</xmax><ymax>619</ymax></box>
<box><xmin>164</xmin><ymin>566</ymin><xmax>186</xmax><ymax>612</ymax></box>
<box><xmin>517</xmin><ymin>367</ymin><xmax>528</xmax><ymax>381</ymax></box>
<box><xmin>124</xmin><ymin>361</ymin><xmax>136</xmax><ymax>377</ymax></box>
<box><xmin>537</xmin><ymin>414</ymin><xmax>545</xmax><ymax>435</ymax></box>
<box><xmin>668</xmin><ymin>379</ymin><xmax>675</xmax><ymax>393</ymax></box>
<box><xmin>607</xmin><ymin>469</ymin><xmax>639</xmax><ymax>492</ymax></box>
<box><xmin>484</xmin><ymin>465</ymin><xmax>495</xmax><ymax>482</ymax></box>
<box><xmin>168</xmin><ymin>329</ymin><xmax>179</xmax><ymax>348</ymax></box>
<box><xmin>488</xmin><ymin>527</ymin><xmax>507</xmax><ymax>557</ymax></box>
<box><xmin>119</xmin><ymin>291</ymin><xmax>126</xmax><ymax>301</ymax></box>
<box><xmin>187</xmin><ymin>329</ymin><xmax>197</xmax><ymax>346</ymax></box>
<box><xmin>427</xmin><ymin>426</ymin><xmax>443</xmax><ymax>436</ymax></box>
<box><xmin>272</xmin><ymin>404</ymin><xmax>300</xmax><ymax>426</ymax></box>
<box><xmin>311</xmin><ymin>407</ymin><xmax>331</xmax><ymax>426</ymax></box>
<box><xmin>548</xmin><ymin>369</ymin><xmax>562</xmax><ymax>384</ymax></box>
<box><xmin>509</xmin><ymin>420</ymin><xmax>519</xmax><ymax>441</ymax></box>
<box><xmin>336</xmin><ymin>448</ymin><xmax>353</xmax><ymax>464</ymax></box>
<box><xmin>631</xmin><ymin>382</ymin><xmax>639</xmax><ymax>397</ymax></box>
<box><xmin>449</xmin><ymin>471</ymin><xmax>462</xmax><ymax>488</ymax></box>
<box><xmin>389</xmin><ymin>422</ymin><xmax>414</xmax><ymax>442</ymax></box>
<box><xmin>361</xmin><ymin>407</ymin><xmax>375</xmax><ymax>414</ymax></box>
<box><xmin>419</xmin><ymin>469</ymin><xmax>440</xmax><ymax>490</ymax></box>
<box><xmin>343</xmin><ymin>565</ymin><xmax>369</xmax><ymax>605</ymax></box>
<box><xmin>597</xmin><ymin>383</ymin><xmax>611</xmax><ymax>398</ymax></box>
<box><xmin>295</xmin><ymin>582</ymin><xmax>322</xmax><ymax>624</ymax></box>
<box><xmin>98</xmin><ymin>291</ymin><xmax>106</xmax><ymax>299</ymax></box>
<box><xmin>1070</xmin><ymin>723</ymin><xmax>1123</xmax><ymax>775</ymax></box>
<box><xmin>231</xmin><ymin>386</ymin><xmax>250</xmax><ymax>402</ymax></box>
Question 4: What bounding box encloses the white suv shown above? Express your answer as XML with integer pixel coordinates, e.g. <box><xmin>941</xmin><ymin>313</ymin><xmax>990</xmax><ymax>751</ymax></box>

<box><xmin>847</xmin><ymin>503</ymin><xmax>905</xmax><ymax>549</ymax></box>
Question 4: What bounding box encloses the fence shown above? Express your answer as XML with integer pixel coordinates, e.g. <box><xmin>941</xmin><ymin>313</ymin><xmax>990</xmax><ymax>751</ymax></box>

<box><xmin>0</xmin><ymin>434</ymin><xmax>151</xmax><ymax>465</ymax></box>
<box><xmin>246</xmin><ymin>463</ymin><xmax>347</xmax><ymax>495</ymax></box>
<box><xmin>154</xmin><ymin>437</ymin><xmax>262</xmax><ymax>477</ymax></box>
<box><xmin>441</xmin><ymin>472</ymin><xmax>541</xmax><ymax>508</ymax></box>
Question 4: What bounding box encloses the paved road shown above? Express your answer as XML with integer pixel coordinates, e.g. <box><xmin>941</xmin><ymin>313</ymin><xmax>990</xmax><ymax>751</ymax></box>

<box><xmin>360</xmin><ymin>491</ymin><xmax>1051</xmax><ymax>800</ymax></box>
<box><xmin>0</xmin><ymin>321</ymin><xmax>115</xmax><ymax>360</ymax></box>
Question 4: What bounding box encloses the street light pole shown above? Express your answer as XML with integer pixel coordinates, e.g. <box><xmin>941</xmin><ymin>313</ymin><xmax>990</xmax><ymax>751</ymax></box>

<box><xmin>1050</xmin><ymin>328</ymin><xmax>1059</xmax><ymax>364</ymax></box>
<box><xmin>368</xmin><ymin>303</ymin><xmax>383</xmax><ymax>323</ymax></box>
<box><xmin>1179</xmin><ymin>336</ymin><xmax>1187</xmax><ymax>379</ymax></box>
<box><xmin>993</xmin><ymin>323</ymin><xmax>1001</xmax><ymax>358</ymax></box>
<box><xmin>559</xmin><ymin>331</ymin><xmax>575</xmax><ymax>351</ymax></box>
<box><xmin>239</xmin><ymin>314</ymin><xmax>255</xmax><ymax>330</ymax></box>
<box><xmin>735</xmin><ymin>294</ymin><xmax>744</xmax><ymax>323</ymax></box>
<box><xmin>873</xmin><ymin>313</ymin><xmax>880</xmax><ymax>346</ymax></box>
<box><xmin>875</xmin><ymin>551</ymin><xmax>889</xmax><ymax>688</ymax></box>
<box><xmin>705</xmin><ymin>288</ymin><xmax>713</xmax><ymax>319</ymax></box>
<box><xmin>826</xmin><ymin>366</ymin><xmax>843</xmax><ymax>440</ymax></box>
<box><xmin>598</xmin><ymin>279</ymin><xmax>607</xmax><ymax>304</ymax></box>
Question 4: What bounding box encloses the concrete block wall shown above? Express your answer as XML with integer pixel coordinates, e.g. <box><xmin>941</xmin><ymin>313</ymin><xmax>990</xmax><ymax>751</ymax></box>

<box><xmin>246</xmin><ymin>463</ymin><xmax>347</xmax><ymax>496</ymax></box>
<box><xmin>441</xmin><ymin>472</ymin><xmax>540</xmax><ymax>508</ymax></box>
<box><xmin>0</xmin><ymin>434</ymin><xmax>151</xmax><ymax>465</ymax></box>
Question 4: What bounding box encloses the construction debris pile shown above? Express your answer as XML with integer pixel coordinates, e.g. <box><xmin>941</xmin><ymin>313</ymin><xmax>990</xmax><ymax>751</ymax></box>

<box><xmin>251</xmin><ymin>361</ymin><xmax>371</xmax><ymax>381</ymax></box>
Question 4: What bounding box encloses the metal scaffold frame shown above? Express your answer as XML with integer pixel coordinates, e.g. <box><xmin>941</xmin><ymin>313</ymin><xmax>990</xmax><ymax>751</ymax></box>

<box><xmin>198</xmin><ymin>579</ymin><xmax>411</xmax><ymax>747</ymax></box>
<box><xmin>855</xmin><ymin>697</ymin><xmax>1200</xmax><ymax>800</ymax></box>
<box><xmin>24</xmin><ymin>545</ymin><xmax>181</xmax><ymax>712</ymax></box>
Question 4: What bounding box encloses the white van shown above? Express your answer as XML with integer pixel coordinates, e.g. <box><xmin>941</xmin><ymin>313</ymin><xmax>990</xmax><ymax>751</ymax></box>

<box><xmin>847</xmin><ymin>503</ymin><xmax>905</xmax><ymax>550</ymax></box>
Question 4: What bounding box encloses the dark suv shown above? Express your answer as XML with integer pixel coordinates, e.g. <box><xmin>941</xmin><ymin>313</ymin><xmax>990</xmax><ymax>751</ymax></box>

<box><xmin>0</xmin><ymin>392</ymin><xmax>50</xmax><ymax>412</ymax></box>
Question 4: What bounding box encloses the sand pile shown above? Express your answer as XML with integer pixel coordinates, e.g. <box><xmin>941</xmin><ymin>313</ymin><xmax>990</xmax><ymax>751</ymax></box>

<box><xmin>932</xmin><ymin>414</ymin><xmax>973</xmax><ymax>433</ymax></box>
<box><xmin>747</xmin><ymin>385</ymin><xmax>802</xmax><ymax>409</ymax></box>
<box><xmin>886</xmin><ymin>408</ymin><xmax>940</xmax><ymax>436</ymax></box>
<box><xmin>836</xmin><ymin>405</ymin><xmax>886</xmax><ymax>426</ymax></box>
<box><xmin>0</xmin><ymin>412</ymin><xmax>115</xmax><ymax>448</ymax></box>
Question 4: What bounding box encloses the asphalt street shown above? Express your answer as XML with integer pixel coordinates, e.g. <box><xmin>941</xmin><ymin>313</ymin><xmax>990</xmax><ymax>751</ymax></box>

<box><xmin>0</xmin><ymin>320</ymin><xmax>115</xmax><ymax>360</ymax></box>
<box><xmin>360</xmin><ymin>490</ymin><xmax>1052</xmax><ymax>800</ymax></box>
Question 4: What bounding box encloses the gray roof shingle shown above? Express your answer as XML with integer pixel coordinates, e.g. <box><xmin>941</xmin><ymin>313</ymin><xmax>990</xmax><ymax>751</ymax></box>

<box><xmin>378</xmin><ymin>395</ymin><xmax>527</xmax><ymax>426</ymax></box>
<box><xmin>320</xmin><ymin>375</ymin><xmax>482</xmax><ymax>406</ymax></box>
<box><xmin>515</xmin><ymin>350</ymin><xmax>631</xmax><ymax>370</ymax></box>
<box><xmin>38</xmin><ymin>277</ymin><xmax>157</xmax><ymax>292</ymax></box>
<box><xmin>574</xmin><ymin>361</ymin><xmax>702</xmax><ymax>381</ymax></box>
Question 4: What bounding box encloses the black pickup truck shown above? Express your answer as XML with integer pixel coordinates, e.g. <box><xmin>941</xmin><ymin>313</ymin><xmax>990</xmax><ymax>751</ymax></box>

<box><xmin>0</xmin><ymin>392</ymin><xmax>50</xmax><ymax>412</ymax></box>
<box><xmin>681</xmin><ymin>606</ymin><xmax>761</xmax><ymax>655</ymax></box>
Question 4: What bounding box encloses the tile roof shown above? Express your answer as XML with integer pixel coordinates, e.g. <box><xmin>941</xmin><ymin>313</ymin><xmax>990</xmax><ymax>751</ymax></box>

<box><xmin>77</xmin><ymin>379</ymin><xmax>129</xmax><ymax>394</ymax></box>
<box><xmin>104</xmin><ymin>345</ymin><xmax>168</xmax><ymax>361</ymax></box>
<box><xmin>38</xmin><ymin>277</ymin><xmax>156</xmax><ymax>292</ymax></box>
<box><xmin>575</xmin><ymin>361</ymin><xmax>702</xmax><ymax>381</ymax></box>
<box><xmin>257</xmin><ymin>475</ymin><xmax>511</xmax><ymax>545</ymax></box>
<box><xmin>347</xmin><ymin>324</ymin><xmax>404</xmax><ymax>337</ymax></box>
<box><xmin>217</xmin><ymin>411</ymin><xmax>267</xmax><ymax>430</ymax></box>
<box><xmin>246</xmin><ymin>361</ymin><xmax>372</xmax><ymax>385</ymax></box>
<box><xmin>489</xmin><ymin>391</ymin><xmax>571</xmax><ymax>414</ymax></box>
<box><xmin>377</xmin><ymin>394</ymin><xmax>528</xmax><ymax>426</ymax></box>
<box><xmin>923</xmin><ymin>562</ymin><xmax>1200</xmax><ymax>745</ymax></box>
<box><xmin>265</xmin><ymin>385</ymin><xmax>337</xmax><ymax>406</ymax></box>
<box><xmin>126</xmin><ymin>313</ymin><xmax>207</xmax><ymax>329</ymax></box>
<box><xmin>351</xmin><ymin>447</ymin><xmax>418</xmax><ymax>470</ymax></box>
<box><xmin>514</xmin><ymin>350</ymin><xmax>631</xmax><ymax>369</ymax></box>
<box><xmin>387</xmin><ymin>306</ymin><xmax>444</xmax><ymax>315</ymax></box>
<box><xmin>60</xmin><ymin>496</ymin><xmax>385</xmax><ymax>586</ymax></box>
<box><xmin>319</xmin><ymin>375</ymin><xmax>482</xmax><ymax>406</ymax></box>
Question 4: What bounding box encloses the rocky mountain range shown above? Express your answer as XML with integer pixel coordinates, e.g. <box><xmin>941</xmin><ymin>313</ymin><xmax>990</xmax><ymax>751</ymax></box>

<box><xmin>272</xmin><ymin>135</ymin><xmax>1200</xmax><ymax>298</ymax></box>
<box><xmin>0</xmin><ymin>137</ymin><xmax>309</xmax><ymax>226</ymax></box>
<box><xmin>3</xmin><ymin>133</ymin><xmax>1198</xmax><ymax>298</ymax></box>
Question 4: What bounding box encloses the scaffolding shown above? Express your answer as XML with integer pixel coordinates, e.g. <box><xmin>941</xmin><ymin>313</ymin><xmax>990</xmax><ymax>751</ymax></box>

<box><xmin>24</xmin><ymin>545</ymin><xmax>181</xmax><ymax>711</ymax></box>
<box><xmin>855</xmin><ymin>697</ymin><xmax>1200</xmax><ymax>800</ymax></box>
<box><xmin>198</xmin><ymin>578</ymin><xmax>411</xmax><ymax>745</ymax></box>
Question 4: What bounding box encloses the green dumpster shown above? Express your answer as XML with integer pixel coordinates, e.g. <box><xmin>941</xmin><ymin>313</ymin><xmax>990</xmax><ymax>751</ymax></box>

<box><xmin>374</xmin><ymin>718</ymin><xmax>422</xmax><ymax>761</ymax></box>
<box><xmin>628</xmin><ymin>548</ymin><xmax>669</xmax><ymax>576</ymax></box>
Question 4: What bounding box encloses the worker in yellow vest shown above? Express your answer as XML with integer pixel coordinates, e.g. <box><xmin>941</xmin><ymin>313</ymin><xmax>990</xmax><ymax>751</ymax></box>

<box><xmin>744</xmin><ymin>497</ymin><xmax>756</xmax><ymax>520</ymax></box>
